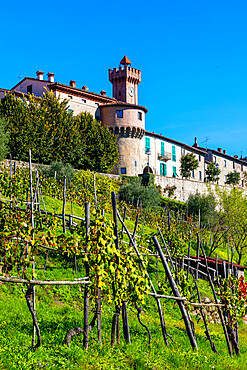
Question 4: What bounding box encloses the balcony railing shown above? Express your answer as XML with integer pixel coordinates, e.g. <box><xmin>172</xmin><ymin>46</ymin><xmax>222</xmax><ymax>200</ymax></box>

<box><xmin>158</xmin><ymin>152</ymin><xmax>172</xmax><ymax>161</ymax></box>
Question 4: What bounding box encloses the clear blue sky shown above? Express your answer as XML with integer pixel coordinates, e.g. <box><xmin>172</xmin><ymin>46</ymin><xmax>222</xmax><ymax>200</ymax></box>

<box><xmin>1</xmin><ymin>0</ymin><xmax>247</xmax><ymax>157</ymax></box>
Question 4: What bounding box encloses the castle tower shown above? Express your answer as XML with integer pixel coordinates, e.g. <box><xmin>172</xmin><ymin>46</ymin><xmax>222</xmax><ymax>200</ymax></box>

<box><xmin>100</xmin><ymin>57</ymin><xmax>147</xmax><ymax>176</ymax></box>
<box><xmin>109</xmin><ymin>56</ymin><xmax>141</xmax><ymax>105</ymax></box>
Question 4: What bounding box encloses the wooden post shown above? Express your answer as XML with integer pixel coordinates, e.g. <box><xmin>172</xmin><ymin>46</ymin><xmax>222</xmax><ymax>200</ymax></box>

<box><xmin>200</xmin><ymin>244</ymin><xmax>233</xmax><ymax>356</ymax></box>
<box><xmin>153</xmin><ymin>236</ymin><xmax>198</xmax><ymax>350</ymax></box>
<box><xmin>62</xmin><ymin>176</ymin><xmax>66</xmax><ymax>233</ymax></box>
<box><xmin>83</xmin><ymin>202</ymin><xmax>90</xmax><ymax>350</ymax></box>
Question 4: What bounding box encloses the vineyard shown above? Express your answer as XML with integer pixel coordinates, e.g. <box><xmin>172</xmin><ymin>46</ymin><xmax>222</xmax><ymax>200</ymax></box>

<box><xmin>0</xmin><ymin>153</ymin><xmax>247</xmax><ymax>370</ymax></box>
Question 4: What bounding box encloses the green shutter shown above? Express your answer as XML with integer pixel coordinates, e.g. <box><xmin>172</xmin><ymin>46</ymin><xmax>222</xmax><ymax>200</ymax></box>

<box><xmin>172</xmin><ymin>145</ymin><xmax>176</xmax><ymax>161</ymax></box>
<box><xmin>145</xmin><ymin>137</ymin><xmax>150</xmax><ymax>153</ymax></box>
<box><xmin>161</xmin><ymin>142</ymin><xmax>165</xmax><ymax>156</ymax></box>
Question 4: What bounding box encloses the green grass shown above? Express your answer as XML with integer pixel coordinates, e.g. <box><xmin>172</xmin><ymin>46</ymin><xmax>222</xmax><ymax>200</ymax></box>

<box><xmin>1</xmin><ymin>261</ymin><xmax>247</xmax><ymax>370</ymax></box>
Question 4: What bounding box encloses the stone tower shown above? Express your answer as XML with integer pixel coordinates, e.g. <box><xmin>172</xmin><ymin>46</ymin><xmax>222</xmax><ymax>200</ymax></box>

<box><xmin>109</xmin><ymin>56</ymin><xmax>141</xmax><ymax>105</ymax></box>
<box><xmin>100</xmin><ymin>57</ymin><xmax>147</xmax><ymax>176</ymax></box>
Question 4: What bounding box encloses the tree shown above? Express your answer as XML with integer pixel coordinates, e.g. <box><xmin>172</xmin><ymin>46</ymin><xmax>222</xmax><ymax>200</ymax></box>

<box><xmin>0</xmin><ymin>117</ymin><xmax>9</xmax><ymax>161</ymax></box>
<box><xmin>180</xmin><ymin>153</ymin><xmax>199</xmax><ymax>178</ymax></box>
<box><xmin>118</xmin><ymin>176</ymin><xmax>161</xmax><ymax>208</ymax></box>
<box><xmin>219</xmin><ymin>188</ymin><xmax>247</xmax><ymax>265</ymax></box>
<box><xmin>74</xmin><ymin>112</ymin><xmax>119</xmax><ymax>173</ymax></box>
<box><xmin>226</xmin><ymin>171</ymin><xmax>240</xmax><ymax>186</ymax></box>
<box><xmin>0</xmin><ymin>93</ymin><xmax>119</xmax><ymax>173</ymax></box>
<box><xmin>187</xmin><ymin>193</ymin><xmax>217</xmax><ymax>227</ymax></box>
<box><xmin>206</xmin><ymin>162</ymin><xmax>220</xmax><ymax>182</ymax></box>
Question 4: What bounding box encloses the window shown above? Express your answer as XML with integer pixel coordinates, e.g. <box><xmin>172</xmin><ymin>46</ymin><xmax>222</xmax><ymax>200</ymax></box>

<box><xmin>120</xmin><ymin>167</ymin><xmax>126</xmax><ymax>174</ymax></box>
<box><xmin>138</xmin><ymin>112</ymin><xmax>142</xmax><ymax>120</ymax></box>
<box><xmin>116</xmin><ymin>110</ymin><xmax>123</xmax><ymax>118</ymax></box>
<box><xmin>199</xmin><ymin>171</ymin><xmax>202</xmax><ymax>180</ymax></box>
<box><xmin>172</xmin><ymin>146</ymin><xmax>176</xmax><ymax>161</ymax></box>
<box><xmin>173</xmin><ymin>166</ymin><xmax>177</xmax><ymax>177</ymax></box>
<box><xmin>145</xmin><ymin>137</ymin><xmax>150</xmax><ymax>153</ymax></box>
<box><xmin>27</xmin><ymin>85</ymin><xmax>32</xmax><ymax>94</ymax></box>
<box><xmin>161</xmin><ymin>142</ymin><xmax>165</xmax><ymax>156</ymax></box>
<box><xmin>160</xmin><ymin>163</ymin><xmax>167</xmax><ymax>176</ymax></box>
<box><xmin>224</xmin><ymin>160</ymin><xmax>226</xmax><ymax>167</ymax></box>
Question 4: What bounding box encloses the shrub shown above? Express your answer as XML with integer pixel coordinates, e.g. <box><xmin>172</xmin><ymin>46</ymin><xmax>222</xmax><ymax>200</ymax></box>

<box><xmin>118</xmin><ymin>176</ymin><xmax>161</xmax><ymax>208</ymax></box>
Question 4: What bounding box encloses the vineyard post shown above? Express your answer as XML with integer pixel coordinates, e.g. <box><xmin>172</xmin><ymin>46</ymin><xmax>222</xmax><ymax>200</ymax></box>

<box><xmin>192</xmin><ymin>272</ymin><xmax>218</xmax><ymax>353</ymax></box>
<box><xmin>187</xmin><ymin>230</ymin><xmax>191</xmax><ymax>279</ymax></box>
<box><xmin>200</xmin><ymin>244</ymin><xmax>233</xmax><ymax>356</ymax></box>
<box><xmin>83</xmin><ymin>202</ymin><xmax>90</xmax><ymax>350</ymax></box>
<box><xmin>111</xmin><ymin>192</ymin><xmax>122</xmax><ymax>346</ymax></box>
<box><xmin>196</xmin><ymin>234</ymin><xmax>200</xmax><ymax>281</ymax></box>
<box><xmin>117</xmin><ymin>212</ymin><xmax>169</xmax><ymax>346</ymax></box>
<box><xmin>153</xmin><ymin>236</ymin><xmax>198</xmax><ymax>350</ymax></box>
<box><xmin>62</xmin><ymin>176</ymin><xmax>66</xmax><ymax>233</ymax></box>
<box><xmin>28</xmin><ymin>149</ymin><xmax>36</xmax><ymax>347</ymax></box>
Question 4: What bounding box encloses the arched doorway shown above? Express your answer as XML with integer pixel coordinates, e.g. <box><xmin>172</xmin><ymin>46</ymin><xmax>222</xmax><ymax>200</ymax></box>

<box><xmin>143</xmin><ymin>166</ymin><xmax>153</xmax><ymax>174</ymax></box>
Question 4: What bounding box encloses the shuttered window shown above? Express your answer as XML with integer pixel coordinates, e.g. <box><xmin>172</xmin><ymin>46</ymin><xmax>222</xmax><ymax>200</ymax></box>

<box><xmin>160</xmin><ymin>163</ymin><xmax>167</xmax><ymax>176</ymax></box>
<box><xmin>161</xmin><ymin>142</ymin><xmax>165</xmax><ymax>156</ymax></box>
<box><xmin>145</xmin><ymin>137</ymin><xmax>150</xmax><ymax>153</ymax></box>
<box><xmin>172</xmin><ymin>145</ymin><xmax>176</xmax><ymax>161</ymax></box>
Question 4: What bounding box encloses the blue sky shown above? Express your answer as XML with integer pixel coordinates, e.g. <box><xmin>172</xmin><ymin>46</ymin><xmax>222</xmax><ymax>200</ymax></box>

<box><xmin>1</xmin><ymin>0</ymin><xmax>247</xmax><ymax>157</ymax></box>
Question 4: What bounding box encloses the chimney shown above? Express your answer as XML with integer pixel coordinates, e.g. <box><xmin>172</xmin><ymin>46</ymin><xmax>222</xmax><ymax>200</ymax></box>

<box><xmin>82</xmin><ymin>86</ymin><xmax>89</xmax><ymax>91</ymax></box>
<box><xmin>70</xmin><ymin>80</ymin><xmax>76</xmax><ymax>88</ymax></box>
<box><xmin>223</xmin><ymin>150</ymin><xmax>226</xmax><ymax>154</ymax></box>
<box><xmin>218</xmin><ymin>147</ymin><xmax>222</xmax><ymax>153</ymax></box>
<box><xmin>193</xmin><ymin>137</ymin><xmax>198</xmax><ymax>148</ymax></box>
<box><xmin>47</xmin><ymin>73</ymin><xmax>55</xmax><ymax>83</ymax></box>
<box><xmin>234</xmin><ymin>155</ymin><xmax>238</xmax><ymax>159</ymax></box>
<box><xmin>100</xmin><ymin>90</ymin><xmax>106</xmax><ymax>96</ymax></box>
<box><xmin>36</xmin><ymin>71</ymin><xmax>44</xmax><ymax>80</ymax></box>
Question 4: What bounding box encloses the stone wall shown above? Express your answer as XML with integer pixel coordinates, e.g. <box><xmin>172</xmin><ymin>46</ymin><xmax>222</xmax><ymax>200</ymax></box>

<box><xmin>155</xmin><ymin>174</ymin><xmax>247</xmax><ymax>203</ymax></box>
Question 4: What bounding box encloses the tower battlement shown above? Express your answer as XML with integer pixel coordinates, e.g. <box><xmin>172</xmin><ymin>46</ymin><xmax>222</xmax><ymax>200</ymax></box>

<box><xmin>109</xmin><ymin>56</ymin><xmax>141</xmax><ymax>104</ymax></box>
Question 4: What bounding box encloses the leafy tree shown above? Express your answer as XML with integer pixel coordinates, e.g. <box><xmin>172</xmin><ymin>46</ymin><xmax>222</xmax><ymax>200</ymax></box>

<box><xmin>219</xmin><ymin>188</ymin><xmax>247</xmax><ymax>265</ymax></box>
<box><xmin>180</xmin><ymin>153</ymin><xmax>199</xmax><ymax>178</ymax></box>
<box><xmin>0</xmin><ymin>117</ymin><xmax>9</xmax><ymax>161</ymax></box>
<box><xmin>187</xmin><ymin>193</ymin><xmax>217</xmax><ymax>227</ymax></box>
<box><xmin>206</xmin><ymin>162</ymin><xmax>220</xmax><ymax>182</ymax></box>
<box><xmin>74</xmin><ymin>112</ymin><xmax>119</xmax><ymax>173</ymax></box>
<box><xmin>119</xmin><ymin>176</ymin><xmax>161</xmax><ymax>208</ymax></box>
<box><xmin>226</xmin><ymin>171</ymin><xmax>240</xmax><ymax>186</ymax></box>
<box><xmin>39</xmin><ymin>161</ymin><xmax>75</xmax><ymax>181</ymax></box>
<box><xmin>0</xmin><ymin>93</ymin><xmax>119</xmax><ymax>173</ymax></box>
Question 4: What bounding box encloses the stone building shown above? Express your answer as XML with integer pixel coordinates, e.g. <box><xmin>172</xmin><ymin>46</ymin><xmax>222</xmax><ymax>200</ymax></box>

<box><xmin>1</xmin><ymin>56</ymin><xmax>247</xmax><ymax>198</ymax></box>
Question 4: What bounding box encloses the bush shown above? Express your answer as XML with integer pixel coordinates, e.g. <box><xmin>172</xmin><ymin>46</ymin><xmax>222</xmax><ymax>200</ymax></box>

<box><xmin>118</xmin><ymin>176</ymin><xmax>161</xmax><ymax>208</ymax></box>
<box><xmin>0</xmin><ymin>117</ymin><xmax>9</xmax><ymax>161</ymax></box>
<box><xmin>187</xmin><ymin>193</ymin><xmax>217</xmax><ymax>227</ymax></box>
<box><xmin>40</xmin><ymin>161</ymin><xmax>75</xmax><ymax>181</ymax></box>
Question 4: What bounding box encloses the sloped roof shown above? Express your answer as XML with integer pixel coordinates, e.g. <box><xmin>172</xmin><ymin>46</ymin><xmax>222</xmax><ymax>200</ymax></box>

<box><xmin>120</xmin><ymin>56</ymin><xmax>131</xmax><ymax>65</ymax></box>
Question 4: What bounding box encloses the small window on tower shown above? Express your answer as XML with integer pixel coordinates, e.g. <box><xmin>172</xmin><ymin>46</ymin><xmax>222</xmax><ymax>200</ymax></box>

<box><xmin>27</xmin><ymin>85</ymin><xmax>32</xmax><ymax>94</ymax></box>
<box><xmin>138</xmin><ymin>112</ymin><xmax>142</xmax><ymax>120</ymax></box>
<box><xmin>116</xmin><ymin>110</ymin><xmax>123</xmax><ymax>118</ymax></box>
